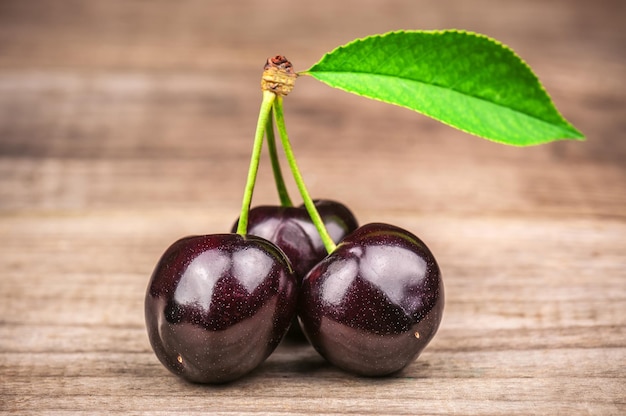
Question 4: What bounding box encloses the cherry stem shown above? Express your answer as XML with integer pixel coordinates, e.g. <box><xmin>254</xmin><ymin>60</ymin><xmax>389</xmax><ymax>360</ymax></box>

<box><xmin>273</xmin><ymin>96</ymin><xmax>337</xmax><ymax>253</ymax></box>
<box><xmin>265</xmin><ymin>109</ymin><xmax>293</xmax><ymax>207</ymax></box>
<box><xmin>236</xmin><ymin>90</ymin><xmax>276</xmax><ymax>235</ymax></box>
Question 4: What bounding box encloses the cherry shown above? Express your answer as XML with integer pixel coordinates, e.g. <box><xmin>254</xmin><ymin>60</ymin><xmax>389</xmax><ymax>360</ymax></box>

<box><xmin>145</xmin><ymin>233</ymin><xmax>297</xmax><ymax>384</ymax></box>
<box><xmin>298</xmin><ymin>223</ymin><xmax>444</xmax><ymax>376</ymax></box>
<box><xmin>233</xmin><ymin>200</ymin><xmax>358</xmax><ymax>280</ymax></box>
<box><xmin>232</xmin><ymin>199</ymin><xmax>358</xmax><ymax>340</ymax></box>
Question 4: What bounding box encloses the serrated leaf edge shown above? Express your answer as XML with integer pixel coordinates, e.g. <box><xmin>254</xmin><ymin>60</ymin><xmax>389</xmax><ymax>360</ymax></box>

<box><xmin>301</xmin><ymin>29</ymin><xmax>585</xmax><ymax>144</ymax></box>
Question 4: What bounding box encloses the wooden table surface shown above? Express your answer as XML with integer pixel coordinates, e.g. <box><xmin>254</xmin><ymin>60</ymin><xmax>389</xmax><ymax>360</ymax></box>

<box><xmin>1</xmin><ymin>1</ymin><xmax>624</xmax><ymax>414</ymax></box>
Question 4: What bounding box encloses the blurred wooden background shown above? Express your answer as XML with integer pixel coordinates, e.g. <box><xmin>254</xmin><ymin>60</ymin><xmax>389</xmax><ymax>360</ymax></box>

<box><xmin>0</xmin><ymin>0</ymin><xmax>624</xmax><ymax>414</ymax></box>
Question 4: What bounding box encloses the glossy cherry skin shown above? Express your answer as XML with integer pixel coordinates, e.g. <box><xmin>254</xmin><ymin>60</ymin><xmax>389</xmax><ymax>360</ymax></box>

<box><xmin>145</xmin><ymin>233</ymin><xmax>297</xmax><ymax>384</ymax></box>
<box><xmin>233</xmin><ymin>200</ymin><xmax>358</xmax><ymax>340</ymax></box>
<box><xmin>233</xmin><ymin>200</ymin><xmax>358</xmax><ymax>280</ymax></box>
<box><xmin>298</xmin><ymin>223</ymin><xmax>444</xmax><ymax>376</ymax></box>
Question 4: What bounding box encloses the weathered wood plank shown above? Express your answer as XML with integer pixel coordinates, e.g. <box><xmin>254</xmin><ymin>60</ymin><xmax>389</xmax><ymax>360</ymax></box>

<box><xmin>1</xmin><ymin>156</ymin><xmax>625</xmax><ymax>217</ymax></box>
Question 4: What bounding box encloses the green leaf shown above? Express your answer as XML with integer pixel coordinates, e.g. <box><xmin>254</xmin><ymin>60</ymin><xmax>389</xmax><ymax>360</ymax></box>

<box><xmin>302</xmin><ymin>30</ymin><xmax>584</xmax><ymax>146</ymax></box>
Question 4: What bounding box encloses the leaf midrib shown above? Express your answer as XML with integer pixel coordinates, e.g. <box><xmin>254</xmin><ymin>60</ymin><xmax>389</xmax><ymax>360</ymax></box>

<box><xmin>304</xmin><ymin>70</ymin><xmax>579</xmax><ymax>136</ymax></box>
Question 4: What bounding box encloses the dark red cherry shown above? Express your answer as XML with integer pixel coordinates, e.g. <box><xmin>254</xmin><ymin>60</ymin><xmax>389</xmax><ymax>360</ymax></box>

<box><xmin>298</xmin><ymin>223</ymin><xmax>444</xmax><ymax>376</ymax></box>
<box><xmin>145</xmin><ymin>233</ymin><xmax>297</xmax><ymax>384</ymax></box>
<box><xmin>233</xmin><ymin>199</ymin><xmax>358</xmax><ymax>280</ymax></box>
<box><xmin>232</xmin><ymin>199</ymin><xmax>358</xmax><ymax>340</ymax></box>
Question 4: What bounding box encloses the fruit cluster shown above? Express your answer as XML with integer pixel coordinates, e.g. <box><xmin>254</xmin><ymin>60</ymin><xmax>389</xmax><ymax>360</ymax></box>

<box><xmin>144</xmin><ymin>56</ymin><xmax>444</xmax><ymax>384</ymax></box>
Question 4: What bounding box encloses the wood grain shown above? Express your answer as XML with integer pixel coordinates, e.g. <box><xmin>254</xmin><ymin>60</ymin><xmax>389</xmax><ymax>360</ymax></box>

<box><xmin>1</xmin><ymin>0</ymin><xmax>624</xmax><ymax>414</ymax></box>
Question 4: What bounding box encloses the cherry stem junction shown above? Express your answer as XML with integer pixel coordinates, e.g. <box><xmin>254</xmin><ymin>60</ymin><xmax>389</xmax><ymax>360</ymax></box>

<box><xmin>239</xmin><ymin>55</ymin><xmax>336</xmax><ymax>253</ymax></box>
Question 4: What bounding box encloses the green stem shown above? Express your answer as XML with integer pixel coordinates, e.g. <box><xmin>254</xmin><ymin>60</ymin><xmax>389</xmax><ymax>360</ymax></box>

<box><xmin>265</xmin><ymin>109</ymin><xmax>293</xmax><ymax>207</ymax></box>
<box><xmin>236</xmin><ymin>90</ymin><xmax>276</xmax><ymax>235</ymax></box>
<box><xmin>273</xmin><ymin>96</ymin><xmax>337</xmax><ymax>253</ymax></box>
